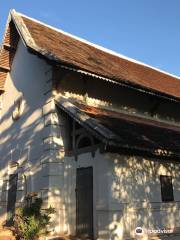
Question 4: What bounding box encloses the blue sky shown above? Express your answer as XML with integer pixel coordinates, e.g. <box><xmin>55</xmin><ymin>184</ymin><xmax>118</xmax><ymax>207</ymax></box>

<box><xmin>0</xmin><ymin>0</ymin><xmax>180</xmax><ymax>76</ymax></box>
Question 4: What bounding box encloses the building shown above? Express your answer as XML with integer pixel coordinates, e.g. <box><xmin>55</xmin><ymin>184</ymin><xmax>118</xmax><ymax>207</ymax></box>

<box><xmin>0</xmin><ymin>9</ymin><xmax>180</xmax><ymax>240</ymax></box>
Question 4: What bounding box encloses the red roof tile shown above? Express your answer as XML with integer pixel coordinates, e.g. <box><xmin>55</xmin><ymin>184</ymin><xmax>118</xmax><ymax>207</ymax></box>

<box><xmin>20</xmin><ymin>15</ymin><xmax>180</xmax><ymax>99</ymax></box>
<box><xmin>56</xmin><ymin>98</ymin><xmax>180</xmax><ymax>159</ymax></box>
<box><xmin>75</xmin><ymin>102</ymin><xmax>180</xmax><ymax>133</ymax></box>
<box><xmin>1</xmin><ymin>10</ymin><xmax>180</xmax><ymax>99</ymax></box>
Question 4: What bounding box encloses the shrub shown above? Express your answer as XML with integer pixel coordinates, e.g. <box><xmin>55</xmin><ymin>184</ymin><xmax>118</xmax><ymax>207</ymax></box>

<box><xmin>14</xmin><ymin>196</ymin><xmax>55</xmax><ymax>240</ymax></box>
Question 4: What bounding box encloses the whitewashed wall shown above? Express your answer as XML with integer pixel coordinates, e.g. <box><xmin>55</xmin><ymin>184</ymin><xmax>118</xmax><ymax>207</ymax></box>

<box><xmin>64</xmin><ymin>151</ymin><xmax>180</xmax><ymax>240</ymax></box>
<box><xmin>0</xmin><ymin>39</ymin><xmax>55</xmax><ymax>226</ymax></box>
<box><xmin>0</xmin><ymin>37</ymin><xmax>180</xmax><ymax>240</ymax></box>
<box><xmin>55</xmin><ymin>51</ymin><xmax>180</xmax><ymax>239</ymax></box>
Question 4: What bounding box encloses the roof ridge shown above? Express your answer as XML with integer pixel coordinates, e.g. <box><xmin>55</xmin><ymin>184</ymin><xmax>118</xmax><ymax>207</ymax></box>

<box><xmin>14</xmin><ymin>10</ymin><xmax>179</xmax><ymax>79</ymax></box>
<box><xmin>10</xmin><ymin>9</ymin><xmax>37</xmax><ymax>49</ymax></box>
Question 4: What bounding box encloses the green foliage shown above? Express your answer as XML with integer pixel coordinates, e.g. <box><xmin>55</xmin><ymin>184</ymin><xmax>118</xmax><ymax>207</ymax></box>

<box><xmin>14</xmin><ymin>196</ymin><xmax>55</xmax><ymax>240</ymax></box>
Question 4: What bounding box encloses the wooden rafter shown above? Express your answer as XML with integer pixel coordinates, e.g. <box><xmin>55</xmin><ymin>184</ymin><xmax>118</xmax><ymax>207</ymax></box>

<box><xmin>0</xmin><ymin>66</ymin><xmax>10</xmax><ymax>72</ymax></box>
<box><xmin>3</xmin><ymin>44</ymin><xmax>16</xmax><ymax>51</ymax></box>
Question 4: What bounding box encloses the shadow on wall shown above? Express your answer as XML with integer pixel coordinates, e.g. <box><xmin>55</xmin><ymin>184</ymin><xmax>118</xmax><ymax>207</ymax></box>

<box><xmin>0</xmin><ymin>54</ymin><xmax>180</xmax><ymax>239</ymax></box>
<box><xmin>0</xmin><ymin>90</ymin><xmax>44</xmax><ymax>225</ymax></box>
<box><xmin>104</xmin><ymin>154</ymin><xmax>180</xmax><ymax>239</ymax></box>
<box><xmin>54</xmin><ymin>102</ymin><xmax>180</xmax><ymax>239</ymax></box>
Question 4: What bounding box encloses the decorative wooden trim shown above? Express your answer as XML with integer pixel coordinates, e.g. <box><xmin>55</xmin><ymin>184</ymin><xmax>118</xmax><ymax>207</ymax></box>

<box><xmin>0</xmin><ymin>66</ymin><xmax>10</xmax><ymax>72</ymax></box>
<box><xmin>73</xmin><ymin>127</ymin><xmax>88</xmax><ymax>136</ymax></box>
<box><xmin>3</xmin><ymin>43</ymin><xmax>16</xmax><ymax>51</ymax></box>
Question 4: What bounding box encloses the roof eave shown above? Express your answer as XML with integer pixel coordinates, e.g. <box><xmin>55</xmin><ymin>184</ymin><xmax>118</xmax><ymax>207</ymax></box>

<box><xmin>58</xmin><ymin>64</ymin><xmax>180</xmax><ymax>103</ymax></box>
<box><xmin>9</xmin><ymin>10</ymin><xmax>180</xmax><ymax>103</ymax></box>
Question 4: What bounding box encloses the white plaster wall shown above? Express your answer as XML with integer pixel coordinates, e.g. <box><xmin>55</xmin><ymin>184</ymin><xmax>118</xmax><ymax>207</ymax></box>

<box><xmin>0</xmin><ymin>39</ymin><xmax>52</xmax><ymax>224</ymax></box>
<box><xmin>57</xmin><ymin>71</ymin><xmax>180</xmax><ymax>125</ymax></box>
<box><xmin>64</xmin><ymin>151</ymin><xmax>180</xmax><ymax>240</ymax></box>
<box><xmin>64</xmin><ymin>150</ymin><xmax>110</xmax><ymax>239</ymax></box>
<box><xmin>0</xmin><ymin>37</ymin><xmax>179</xmax><ymax>239</ymax></box>
<box><xmin>106</xmin><ymin>154</ymin><xmax>180</xmax><ymax>239</ymax></box>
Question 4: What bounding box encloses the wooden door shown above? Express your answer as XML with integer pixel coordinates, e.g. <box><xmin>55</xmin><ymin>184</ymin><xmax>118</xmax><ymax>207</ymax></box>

<box><xmin>76</xmin><ymin>167</ymin><xmax>93</xmax><ymax>239</ymax></box>
<box><xmin>6</xmin><ymin>173</ymin><xmax>18</xmax><ymax>226</ymax></box>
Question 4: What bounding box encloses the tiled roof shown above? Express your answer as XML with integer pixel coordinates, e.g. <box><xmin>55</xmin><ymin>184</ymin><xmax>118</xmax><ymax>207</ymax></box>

<box><xmin>0</xmin><ymin>21</ymin><xmax>19</xmax><ymax>91</ymax></box>
<box><xmin>20</xmin><ymin>13</ymin><xmax>180</xmax><ymax>100</ymax></box>
<box><xmin>56</xmin><ymin>97</ymin><xmax>180</xmax><ymax>159</ymax></box>
<box><xmin>1</xmin><ymin>10</ymin><xmax>180</xmax><ymax>100</ymax></box>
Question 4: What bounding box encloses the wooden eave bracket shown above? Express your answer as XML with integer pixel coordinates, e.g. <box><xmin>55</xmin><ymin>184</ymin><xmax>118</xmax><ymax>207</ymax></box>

<box><xmin>55</xmin><ymin>96</ymin><xmax>121</xmax><ymax>143</ymax></box>
<box><xmin>3</xmin><ymin>44</ymin><xmax>16</xmax><ymax>51</ymax></box>
<box><xmin>0</xmin><ymin>66</ymin><xmax>10</xmax><ymax>72</ymax></box>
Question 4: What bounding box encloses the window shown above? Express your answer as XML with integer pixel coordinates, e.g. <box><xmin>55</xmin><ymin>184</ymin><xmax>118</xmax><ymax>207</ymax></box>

<box><xmin>160</xmin><ymin>175</ymin><xmax>174</xmax><ymax>202</ymax></box>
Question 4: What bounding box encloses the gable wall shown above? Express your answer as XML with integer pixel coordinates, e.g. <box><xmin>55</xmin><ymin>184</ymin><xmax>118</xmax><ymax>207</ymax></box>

<box><xmin>0</xmin><ymin>39</ymin><xmax>54</xmax><ymax>224</ymax></box>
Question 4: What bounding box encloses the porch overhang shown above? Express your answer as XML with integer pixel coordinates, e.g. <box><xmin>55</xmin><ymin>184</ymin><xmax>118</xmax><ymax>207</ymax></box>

<box><xmin>55</xmin><ymin>96</ymin><xmax>180</xmax><ymax>160</ymax></box>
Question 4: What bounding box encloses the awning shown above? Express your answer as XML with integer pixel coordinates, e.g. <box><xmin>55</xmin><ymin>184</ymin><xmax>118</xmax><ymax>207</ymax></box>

<box><xmin>55</xmin><ymin>96</ymin><xmax>180</xmax><ymax>160</ymax></box>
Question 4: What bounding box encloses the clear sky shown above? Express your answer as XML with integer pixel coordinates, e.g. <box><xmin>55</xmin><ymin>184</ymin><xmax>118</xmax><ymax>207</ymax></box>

<box><xmin>0</xmin><ymin>0</ymin><xmax>180</xmax><ymax>76</ymax></box>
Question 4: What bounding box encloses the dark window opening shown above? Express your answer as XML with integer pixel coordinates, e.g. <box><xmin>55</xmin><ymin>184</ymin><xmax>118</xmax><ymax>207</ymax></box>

<box><xmin>73</xmin><ymin>121</ymin><xmax>100</xmax><ymax>150</ymax></box>
<box><xmin>160</xmin><ymin>175</ymin><xmax>174</xmax><ymax>202</ymax></box>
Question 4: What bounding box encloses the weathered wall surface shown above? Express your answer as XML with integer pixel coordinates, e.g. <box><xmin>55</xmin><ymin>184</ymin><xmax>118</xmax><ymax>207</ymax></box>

<box><xmin>0</xmin><ymin>39</ymin><xmax>55</xmax><ymax>226</ymax></box>
<box><xmin>106</xmin><ymin>154</ymin><xmax>180</xmax><ymax>239</ymax></box>
<box><xmin>0</xmin><ymin>37</ymin><xmax>180</xmax><ymax>240</ymax></box>
<box><xmin>55</xmin><ymin>68</ymin><xmax>180</xmax><ymax>239</ymax></box>
<box><xmin>64</xmin><ymin>151</ymin><xmax>180</xmax><ymax>239</ymax></box>
<box><xmin>56</xmin><ymin>69</ymin><xmax>180</xmax><ymax>125</ymax></box>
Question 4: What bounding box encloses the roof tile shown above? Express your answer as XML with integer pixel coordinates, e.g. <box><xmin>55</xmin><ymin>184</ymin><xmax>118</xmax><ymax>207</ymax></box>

<box><xmin>21</xmin><ymin>15</ymin><xmax>180</xmax><ymax>99</ymax></box>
